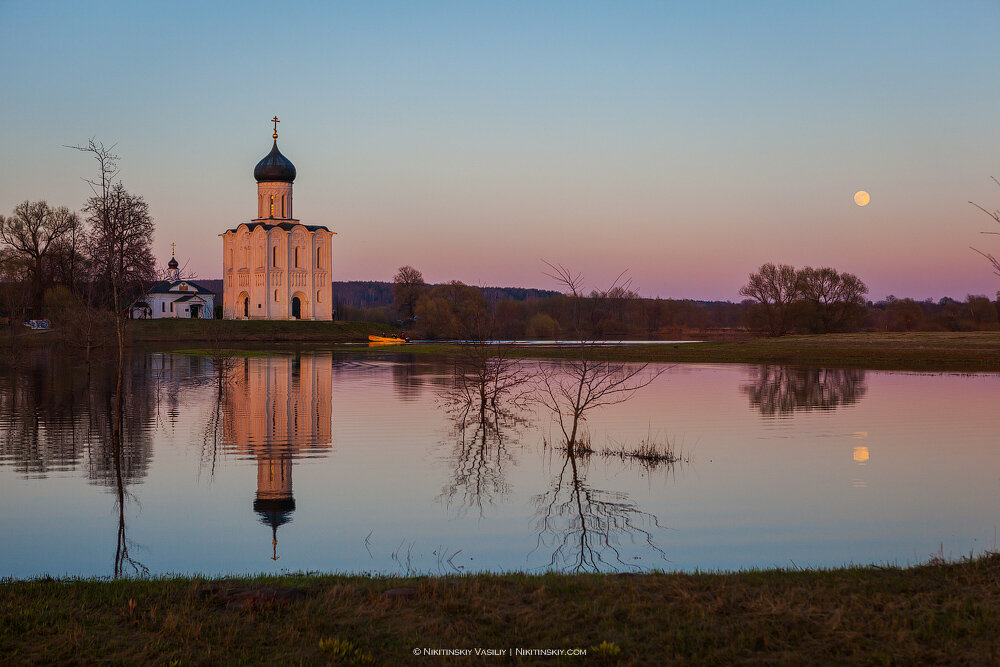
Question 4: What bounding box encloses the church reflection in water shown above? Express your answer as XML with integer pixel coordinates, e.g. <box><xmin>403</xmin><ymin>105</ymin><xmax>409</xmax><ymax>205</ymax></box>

<box><xmin>220</xmin><ymin>353</ymin><xmax>333</xmax><ymax>559</ymax></box>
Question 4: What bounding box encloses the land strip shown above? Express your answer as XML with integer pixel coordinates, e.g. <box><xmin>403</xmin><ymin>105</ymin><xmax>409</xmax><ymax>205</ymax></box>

<box><xmin>13</xmin><ymin>322</ymin><xmax>1000</xmax><ymax>372</ymax></box>
<box><xmin>391</xmin><ymin>331</ymin><xmax>1000</xmax><ymax>372</ymax></box>
<box><xmin>3</xmin><ymin>556</ymin><xmax>999</xmax><ymax>664</ymax></box>
<box><xmin>128</xmin><ymin>319</ymin><xmax>398</xmax><ymax>343</ymax></box>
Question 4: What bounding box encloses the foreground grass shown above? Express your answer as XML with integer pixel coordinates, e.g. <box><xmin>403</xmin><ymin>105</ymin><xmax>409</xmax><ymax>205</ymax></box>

<box><xmin>398</xmin><ymin>331</ymin><xmax>1000</xmax><ymax>372</ymax></box>
<box><xmin>3</xmin><ymin>556</ymin><xmax>1000</xmax><ymax>664</ymax></box>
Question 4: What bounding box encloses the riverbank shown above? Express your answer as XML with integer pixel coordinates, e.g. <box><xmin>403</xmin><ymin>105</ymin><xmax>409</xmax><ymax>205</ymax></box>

<box><xmin>11</xmin><ymin>322</ymin><xmax>1000</xmax><ymax>372</ymax></box>
<box><xmin>2</xmin><ymin>555</ymin><xmax>998</xmax><ymax>664</ymax></box>
<box><xmin>128</xmin><ymin>318</ymin><xmax>399</xmax><ymax>343</ymax></box>
<box><xmin>392</xmin><ymin>331</ymin><xmax>1000</xmax><ymax>372</ymax></box>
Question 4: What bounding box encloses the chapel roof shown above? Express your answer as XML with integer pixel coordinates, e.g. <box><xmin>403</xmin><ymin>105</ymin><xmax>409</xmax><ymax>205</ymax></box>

<box><xmin>145</xmin><ymin>279</ymin><xmax>216</xmax><ymax>296</ymax></box>
<box><xmin>225</xmin><ymin>221</ymin><xmax>331</xmax><ymax>234</ymax></box>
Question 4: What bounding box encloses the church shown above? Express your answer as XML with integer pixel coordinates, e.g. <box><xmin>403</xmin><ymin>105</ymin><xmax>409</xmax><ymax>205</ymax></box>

<box><xmin>221</xmin><ymin>119</ymin><xmax>335</xmax><ymax>320</ymax></box>
<box><xmin>130</xmin><ymin>248</ymin><xmax>216</xmax><ymax>319</ymax></box>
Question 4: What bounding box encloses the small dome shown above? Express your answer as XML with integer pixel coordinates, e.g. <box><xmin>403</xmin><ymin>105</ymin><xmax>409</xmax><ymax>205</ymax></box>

<box><xmin>254</xmin><ymin>141</ymin><xmax>296</xmax><ymax>183</ymax></box>
<box><xmin>167</xmin><ymin>257</ymin><xmax>179</xmax><ymax>269</ymax></box>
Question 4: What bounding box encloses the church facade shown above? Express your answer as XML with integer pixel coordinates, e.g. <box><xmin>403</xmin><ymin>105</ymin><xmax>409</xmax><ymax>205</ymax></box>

<box><xmin>221</xmin><ymin>120</ymin><xmax>335</xmax><ymax>320</ymax></box>
<box><xmin>131</xmin><ymin>253</ymin><xmax>216</xmax><ymax>319</ymax></box>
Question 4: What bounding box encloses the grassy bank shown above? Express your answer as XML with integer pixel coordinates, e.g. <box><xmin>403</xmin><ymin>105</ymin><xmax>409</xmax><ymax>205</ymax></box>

<box><xmin>395</xmin><ymin>331</ymin><xmax>1000</xmax><ymax>372</ymax></box>
<box><xmin>128</xmin><ymin>319</ymin><xmax>397</xmax><ymax>344</ymax></box>
<box><xmin>3</xmin><ymin>556</ymin><xmax>999</xmax><ymax>664</ymax></box>
<box><xmin>12</xmin><ymin>325</ymin><xmax>1000</xmax><ymax>372</ymax></box>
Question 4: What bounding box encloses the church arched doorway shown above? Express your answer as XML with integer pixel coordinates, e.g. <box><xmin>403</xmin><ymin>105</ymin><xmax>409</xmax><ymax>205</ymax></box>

<box><xmin>291</xmin><ymin>296</ymin><xmax>301</xmax><ymax>320</ymax></box>
<box><xmin>238</xmin><ymin>292</ymin><xmax>250</xmax><ymax>319</ymax></box>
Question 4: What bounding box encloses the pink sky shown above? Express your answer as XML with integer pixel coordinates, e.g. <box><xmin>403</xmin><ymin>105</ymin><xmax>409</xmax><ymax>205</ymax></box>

<box><xmin>2</xmin><ymin>2</ymin><xmax>999</xmax><ymax>301</ymax></box>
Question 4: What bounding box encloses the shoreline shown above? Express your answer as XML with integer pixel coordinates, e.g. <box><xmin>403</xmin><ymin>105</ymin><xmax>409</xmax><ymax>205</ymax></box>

<box><xmin>10</xmin><ymin>322</ymin><xmax>1000</xmax><ymax>372</ymax></box>
<box><xmin>3</xmin><ymin>555</ymin><xmax>998</xmax><ymax>663</ymax></box>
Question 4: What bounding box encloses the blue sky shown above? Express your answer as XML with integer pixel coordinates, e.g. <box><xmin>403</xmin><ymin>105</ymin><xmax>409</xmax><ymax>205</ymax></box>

<box><xmin>2</xmin><ymin>1</ymin><xmax>1000</xmax><ymax>299</ymax></box>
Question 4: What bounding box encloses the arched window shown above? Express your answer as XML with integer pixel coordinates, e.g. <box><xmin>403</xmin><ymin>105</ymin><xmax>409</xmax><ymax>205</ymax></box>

<box><xmin>273</xmin><ymin>246</ymin><xmax>278</xmax><ymax>266</ymax></box>
<box><xmin>316</xmin><ymin>290</ymin><xmax>322</xmax><ymax>303</ymax></box>
<box><xmin>294</xmin><ymin>247</ymin><xmax>300</xmax><ymax>268</ymax></box>
<box><xmin>316</xmin><ymin>248</ymin><xmax>322</xmax><ymax>268</ymax></box>
<box><xmin>281</xmin><ymin>195</ymin><xmax>285</xmax><ymax>218</ymax></box>
<box><xmin>274</xmin><ymin>289</ymin><xmax>279</xmax><ymax>301</ymax></box>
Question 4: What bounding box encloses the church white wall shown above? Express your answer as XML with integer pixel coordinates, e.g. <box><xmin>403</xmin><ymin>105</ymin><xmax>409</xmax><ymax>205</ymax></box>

<box><xmin>222</xmin><ymin>224</ymin><xmax>333</xmax><ymax>321</ymax></box>
<box><xmin>140</xmin><ymin>292</ymin><xmax>215</xmax><ymax>319</ymax></box>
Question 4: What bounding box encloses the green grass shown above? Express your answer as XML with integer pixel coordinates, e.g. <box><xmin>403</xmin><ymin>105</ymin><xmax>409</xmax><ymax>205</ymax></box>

<box><xmin>15</xmin><ymin>325</ymin><xmax>1000</xmax><ymax>372</ymax></box>
<box><xmin>128</xmin><ymin>319</ymin><xmax>397</xmax><ymax>344</ymax></box>
<box><xmin>3</xmin><ymin>555</ymin><xmax>1000</xmax><ymax>664</ymax></box>
<box><xmin>390</xmin><ymin>332</ymin><xmax>1000</xmax><ymax>372</ymax></box>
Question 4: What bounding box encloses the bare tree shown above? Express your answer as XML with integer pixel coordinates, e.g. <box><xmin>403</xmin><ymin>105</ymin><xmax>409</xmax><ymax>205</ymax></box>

<box><xmin>0</xmin><ymin>251</ymin><xmax>32</xmax><ymax>350</ymax></box>
<box><xmin>739</xmin><ymin>263</ymin><xmax>802</xmax><ymax>336</ymax></box>
<box><xmin>70</xmin><ymin>139</ymin><xmax>156</xmax><ymax>443</ymax></box>
<box><xmin>797</xmin><ymin>266</ymin><xmax>868</xmax><ymax>333</ymax></box>
<box><xmin>45</xmin><ymin>212</ymin><xmax>86</xmax><ymax>293</ymax></box>
<box><xmin>392</xmin><ymin>265</ymin><xmax>425</xmax><ymax>320</ymax></box>
<box><xmin>970</xmin><ymin>177</ymin><xmax>1000</xmax><ymax>277</ymax></box>
<box><xmin>0</xmin><ymin>200</ymin><xmax>79</xmax><ymax>313</ymax></box>
<box><xmin>536</xmin><ymin>262</ymin><xmax>660</xmax><ymax>452</ymax></box>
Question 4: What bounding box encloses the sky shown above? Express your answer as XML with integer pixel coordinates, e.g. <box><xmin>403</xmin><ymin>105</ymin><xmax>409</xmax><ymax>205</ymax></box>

<box><xmin>2</xmin><ymin>0</ymin><xmax>1000</xmax><ymax>301</ymax></box>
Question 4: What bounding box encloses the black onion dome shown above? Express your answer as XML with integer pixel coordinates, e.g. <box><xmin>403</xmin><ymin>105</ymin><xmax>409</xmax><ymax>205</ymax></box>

<box><xmin>167</xmin><ymin>257</ymin><xmax>179</xmax><ymax>269</ymax></box>
<box><xmin>254</xmin><ymin>497</ymin><xmax>296</xmax><ymax>529</ymax></box>
<box><xmin>253</xmin><ymin>141</ymin><xmax>296</xmax><ymax>183</ymax></box>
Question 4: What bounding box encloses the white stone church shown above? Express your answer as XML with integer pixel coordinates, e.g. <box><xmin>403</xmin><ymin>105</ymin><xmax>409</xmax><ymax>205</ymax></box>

<box><xmin>221</xmin><ymin>120</ymin><xmax>335</xmax><ymax>320</ymax></box>
<box><xmin>131</xmin><ymin>253</ymin><xmax>216</xmax><ymax>319</ymax></box>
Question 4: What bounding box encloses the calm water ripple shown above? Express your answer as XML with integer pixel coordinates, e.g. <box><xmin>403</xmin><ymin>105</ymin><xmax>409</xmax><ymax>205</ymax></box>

<box><xmin>1</xmin><ymin>349</ymin><xmax>998</xmax><ymax>578</ymax></box>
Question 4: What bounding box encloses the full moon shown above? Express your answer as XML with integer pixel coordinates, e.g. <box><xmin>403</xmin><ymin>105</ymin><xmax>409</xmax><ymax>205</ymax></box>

<box><xmin>854</xmin><ymin>190</ymin><xmax>870</xmax><ymax>206</ymax></box>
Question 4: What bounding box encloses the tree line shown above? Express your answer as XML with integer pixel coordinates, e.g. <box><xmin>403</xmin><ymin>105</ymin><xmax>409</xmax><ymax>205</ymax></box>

<box><xmin>358</xmin><ymin>264</ymin><xmax>1000</xmax><ymax>339</ymax></box>
<box><xmin>0</xmin><ymin>142</ymin><xmax>156</xmax><ymax>335</ymax></box>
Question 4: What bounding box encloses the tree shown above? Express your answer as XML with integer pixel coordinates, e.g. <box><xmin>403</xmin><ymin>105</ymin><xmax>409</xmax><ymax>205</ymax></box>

<box><xmin>392</xmin><ymin>265</ymin><xmax>425</xmax><ymax>320</ymax></box>
<box><xmin>884</xmin><ymin>297</ymin><xmax>926</xmax><ymax>331</ymax></box>
<box><xmin>970</xmin><ymin>177</ymin><xmax>1000</xmax><ymax>277</ymax></box>
<box><xmin>968</xmin><ymin>294</ymin><xmax>999</xmax><ymax>327</ymax></box>
<box><xmin>796</xmin><ymin>266</ymin><xmax>868</xmax><ymax>333</ymax></box>
<box><xmin>738</xmin><ymin>263</ymin><xmax>801</xmax><ymax>336</ymax></box>
<box><xmin>82</xmin><ymin>180</ymin><xmax>156</xmax><ymax>310</ymax></box>
<box><xmin>414</xmin><ymin>281</ymin><xmax>485</xmax><ymax>339</ymax></box>
<box><xmin>535</xmin><ymin>262</ymin><xmax>660</xmax><ymax>451</ymax></box>
<box><xmin>0</xmin><ymin>250</ymin><xmax>32</xmax><ymax>348</ymax></box>
<box><xmin>71</xmin><ymin>139</ymin><xmax>156</xmax><ymax>442</ymax></box>
<box><xmin>0</xmin><ymin>200</ymin><xmax>78</xmax><ymax>314</ymax></box>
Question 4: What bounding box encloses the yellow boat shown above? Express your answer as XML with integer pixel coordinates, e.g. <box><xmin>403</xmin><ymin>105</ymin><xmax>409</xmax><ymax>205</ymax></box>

<box><xmin>368</xmin><ymin>335</ymin><xmax>407</xmax><ymax>344</ymax></box>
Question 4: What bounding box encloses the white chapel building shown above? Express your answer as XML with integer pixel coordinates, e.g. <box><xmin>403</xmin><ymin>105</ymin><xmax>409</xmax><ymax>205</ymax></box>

<box><xmin>221</xmin><ymin>119</ymin><xmax>335</xmax><ymax>320</ymax></box>
<box><xmin>131</xmin><ymin>253</ymin><xmax>216</xmax><ymax>319</ymax></box>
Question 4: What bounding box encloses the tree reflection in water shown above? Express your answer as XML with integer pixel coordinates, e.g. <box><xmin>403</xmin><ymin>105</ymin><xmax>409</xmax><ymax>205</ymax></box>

<box><xmin>438</xmin><ymin>403</ymin><xmax>522</xmax><ymax>518</ymax></box>
<box><xmin>437</xmin><ymin>348</ymin><xmax>532</xmax><ymax>518</ymax></box>
<box><xmin>111</xmin><ymin>410</ymin><xmax>148</xmax><ymax>578</ymax></box>
<box><xmin>741</xmin><ymin>365</ymin><xmax>868</xmax><ymax>416</ymax></box>
<box><xmin>531</xmin><ymin>445</ymin><xmax>667</xmax><ymax>573</ymax></box>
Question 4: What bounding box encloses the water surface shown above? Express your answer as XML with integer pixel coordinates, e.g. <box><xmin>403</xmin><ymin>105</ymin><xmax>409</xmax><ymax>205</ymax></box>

<box><xmin>1</xmin><ymin>350</ymin><xmax>997</xmax><ymax>578</ymax></box>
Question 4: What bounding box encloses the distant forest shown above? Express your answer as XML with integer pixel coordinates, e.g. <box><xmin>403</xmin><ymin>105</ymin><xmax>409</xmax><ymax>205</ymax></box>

<box><xmin>194</xmin><ymin>280</ymin><xmax>561</xmax><ymax>311</ymax></box>
<box><xmin>192</xmin><ymin>278</ymin><xmax>1000</xmax><ymax>338</ymax></box>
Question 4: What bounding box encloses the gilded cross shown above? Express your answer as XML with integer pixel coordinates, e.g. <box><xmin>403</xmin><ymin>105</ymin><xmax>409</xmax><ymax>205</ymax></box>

<box><xmin>171</xmin><ymin>242</ymin><xmax>176</xmax><ymax>257</ymax></box>
<box><xmin>272</xmin><ymin>115</ymin><xmax>280</xmax><ymax>139</ymax></box>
